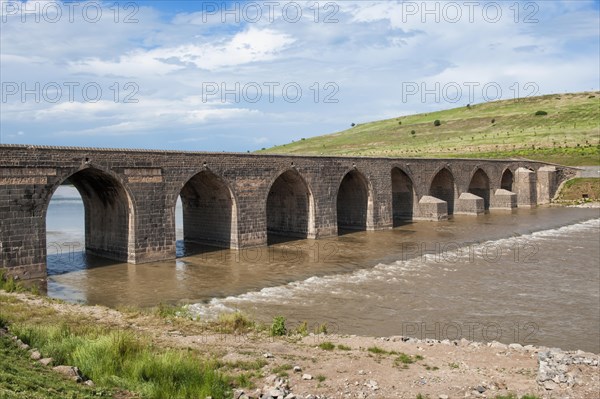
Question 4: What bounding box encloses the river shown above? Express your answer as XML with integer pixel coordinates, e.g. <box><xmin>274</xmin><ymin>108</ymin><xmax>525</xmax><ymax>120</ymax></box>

<box><xmin>46</xmin><ymin>186</ymin><xmax>600</xmax><ymax>352</ymax></box>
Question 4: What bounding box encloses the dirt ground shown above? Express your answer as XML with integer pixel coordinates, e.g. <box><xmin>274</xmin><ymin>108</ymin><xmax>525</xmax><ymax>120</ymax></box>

<box><xmin>4</xmin><ymin>293</ymin><xmax>599</xmax><ymax>399</ymax></box>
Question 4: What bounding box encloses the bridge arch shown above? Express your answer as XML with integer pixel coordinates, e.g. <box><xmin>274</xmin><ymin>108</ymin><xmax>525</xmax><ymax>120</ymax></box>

<box><xmin>468</xmin><ymin>168</ymin><xmax>491</xmax><ymax>210</ymax></box>
<box><xmin>501</xmin><ymin>168</ymin><xmax>514</xmax><ymax>191</ymax></box>
<box><xmin>265</xmin><ymin>169</ymin><xmax>314</xmax><ymax>243</ymax></box>
<box><xmin>178</xmin><ymin>170</ymin><xmax>238</xmax><ymax>250</ymax></box>
<box><xmin>44</xmin><ymin>166</ymin><xmax>134</xmax><ymax>264</ymax></box>
<box><xmin>336</xmin><ymin>169</ymin><xmax>373</xmax><ymax>233</ymax></box>
<box><xmin>391</xmin><ymin>167</ymin><xmax>415</xmax><ymax>224</ymax></box>
<box><xmin>429</xmin><ymin>167</ymin><xmax>456</xmax><ymax>215</ymax></box>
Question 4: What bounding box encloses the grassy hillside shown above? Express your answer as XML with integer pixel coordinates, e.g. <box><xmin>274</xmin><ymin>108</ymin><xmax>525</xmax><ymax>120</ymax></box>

<box><xmin>259</xmin><ymin>91</ymin><xmax>600</xmax><ymax>166</ymax></box>
<box><xmin>555</xmin><ymin>178</ymin><xmax>600</xmax><ymax>202</ymax></box>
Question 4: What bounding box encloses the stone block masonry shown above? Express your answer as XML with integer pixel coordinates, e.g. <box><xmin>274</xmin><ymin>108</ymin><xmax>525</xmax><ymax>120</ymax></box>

<box><xmin>0</xmin><ymin>145</ymin><xmax>576</xmax><ymax>280</ymax></box>
<box><xmin>455</xmin><ymin>193</ymin><xmax>484</xmax><ymax>215</ymax></box>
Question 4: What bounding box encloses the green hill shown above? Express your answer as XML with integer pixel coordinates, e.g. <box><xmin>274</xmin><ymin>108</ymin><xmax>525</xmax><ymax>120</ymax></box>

<box><xmin>258</xmin><ymin>91</ymin><xmax>600</xmax><ymax>166</ymax></box>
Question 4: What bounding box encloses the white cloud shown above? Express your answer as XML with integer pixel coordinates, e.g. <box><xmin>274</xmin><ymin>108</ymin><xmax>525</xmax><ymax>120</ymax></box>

<box><xmin>0</xmin><ymin>0</ymin><xmax>597</xmax><ymax>150</ymax></box>
<box><xmin>68</xmin><ymin>27</ymin><xmax>295</xmax><ymax>78</ymax></box>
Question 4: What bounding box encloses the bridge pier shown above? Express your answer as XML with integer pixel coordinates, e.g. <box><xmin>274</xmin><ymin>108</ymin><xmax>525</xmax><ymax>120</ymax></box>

<box><xmin>415</xmin><ymin>195</ymin><xmax>448</xmax><ymax>221</ymax></box>
<box><xmin>455</xmin><ymin>192</ymin><xmax>485</xmax><ymax>215</ymax></box>
<box><xmin>0</xmin><ymin>169</ymin><xmax>52</xmax><ymax>280</ymax></box>
<box><xmin>537</xmin><ymin>166</ymin><xmax>558</xmax><ymax>205</ymax></box>
<box><xmin>515</xmin><ymin>167</ymin><xmax>538</xmax><ymax>208</ymax></box>
<box><xmin>490</xmin><ymin>189</ymin><xmax>517</xmax><ymax>210</ymax></box>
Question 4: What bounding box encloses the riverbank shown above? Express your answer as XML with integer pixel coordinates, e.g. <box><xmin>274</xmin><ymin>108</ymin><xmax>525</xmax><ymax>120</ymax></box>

<box><xmin>0</xmin><ymin>290</ymin><xmax>598</xmax><ymax>399</ymax></box>
<box><xmin>553</xmin><ymin>178</ymin><xmax>600</xmax><ymax>204</ymax></box>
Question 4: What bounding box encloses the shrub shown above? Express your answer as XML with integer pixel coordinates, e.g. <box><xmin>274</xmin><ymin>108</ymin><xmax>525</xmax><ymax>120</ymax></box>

<box><xmin>294</xmin><ymin>321</ymin><xmax>308</xmax><ymax>336</ymax></box>
<box><xmin>0</xmin><ymin>272</ymin><xmax>21</xmax><ymax>293</ymax></box>
<box><xmin>154</xmin><ymin>302</ymin><xmax>186</xmax><ymax>318</ymax></box>
<box><xmin>337</xmin><ymin>344</ymin><xmax>351</xmax><ymax>351</ymax></box>
<box><xmin>367</xmin><ymin>346</ymin><xmax>387</xmax><ymax>355</ymax></box>
<box><xmin>216</xmin><ymin>311</ymin><xmax>254</xmax><ymax>333</ymax></box>
<box><xmin>0</xmin><ymin>314</ymin><xmax>8</xmax><ymax>329</ymax></box>
<box><xmin>270</xmin><ymin>316</ymin><xmax>287</xmax><ymax>336</ymax></box>
<box><xmin>318</xmin><ymin>341</ymin><xmax>335</xmax><ymax>350</ymax></box>
<box><xmin>314</xmin><ymin>323</ymin><xmax>328</xmax><ymax>335</ymax></box>
<box><xmin>410</xmin><ymin>130</ymin><xmax>416</xmax><ymax>136</ymax></box>
<box><xmin>433</xmin><ymin>119</ymin><xmax>441</xmax><ymax>126</ymax></box>
<box><xmin>233</xmin><ymin>373</ymin><xmax>254</xmax><ymax>389</ymax></box>
<box><xmin>351</xmin><ymin>123</ymin><xmax>356</xmax><ymax>127</ymax></box>
<box><xmin>394</xmin><ymin>353</ymin><xmax>414</xmax><ymax>365</ymax></box>
<box><xmin>271</xmin><ymin>364</ymin><xmax>292</xmax><ymax>377</ymax></box>
<box><xmin>491</xmin><ymin>118</ymin><xmax>495</xmax><ymax>124</ymax></box>
<box><xmin>534</xmin><ymin>110</ymin><xmax>548</xmax><ymax>116</ymax></box>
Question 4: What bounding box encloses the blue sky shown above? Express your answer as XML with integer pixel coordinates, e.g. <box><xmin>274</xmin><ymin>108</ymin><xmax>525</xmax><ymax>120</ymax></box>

<box><xmin>1</xmin><ymin>0</ymin><xmax>599</xmax><ymax>151</ymax></box>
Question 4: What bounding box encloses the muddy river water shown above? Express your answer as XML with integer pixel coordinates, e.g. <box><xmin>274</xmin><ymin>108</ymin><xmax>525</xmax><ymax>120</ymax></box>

<box><xmin>46</xmin><ymin>186</ymin><xmax>600</xmax><ymax>352</ymax></box>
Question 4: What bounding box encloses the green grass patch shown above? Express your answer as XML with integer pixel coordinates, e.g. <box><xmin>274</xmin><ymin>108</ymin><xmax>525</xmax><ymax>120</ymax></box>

<box><xmin>394</xmin><ymin>353</ymin><xmax>415</xmax><ymax>365</ymax></box>
<box><xmin>154</xmin><ymin>302</ymin><xmax>188</xmax><ymax>319</ymax></box>
<box><xmin>212</xmin><ymin>311</ymin><xmax>255</xmax><ymax>334</ymax></box>
<box><xmin>232</xmin><ymin>372</ymin><xmax>255</xmax><ymax>389</ymax></box>
<box><xmin>367</xmin><ymin>346</ymin><xmax>388</xmax><ymax>355</ymax></box>
<box><xmin>271</xmin><ymin>363</ymin><xmax>292</xmax><ymax>377</ymax></box>
<box><xmin>217</xmin><ymin>358</ymin><xmax>267</xmax><ymax>372</ymax></box>
<box><xmin>293</xmin><ymin>321</ymin><xmax>309</xmax><ymax>336</ymax></box>
<box><xmin>389</xmin><ymin>352</ymin><xmax>424</xmax><ymax>368</ymax></box>
<box><xmin>0</xmin><ymin>270</ymin><xmax>25</xmax><ymax>293</ymax></box>
<box><xmin>270</xmin><ymin>316</ymin><xmax>287</xmax><ymax>337</ymax></box>
<box><xmin>318</xmin><ymin>341</ymin><xmax>335</xmax><ymax>351</ymax></box>
<box><xmin>8</xmin><ymin>322</ymin><xmax>231</xmax><ymax>399</ymax></box>
<box><xmin>556</xmin><ymin>178</ymin><xmax>600</xmax><ymax>201</ymax></box>
<box><xmin>0</xmin><ymin>333</ymin><xmax>114</xmax><ymax>399</ymax></box>
<box><xmin>316</xmin><ymin>374</ymin><xmax>326</xmax><ymax>382</ymax></box>
<box><xmin>314</xmin><ymin>323</ymin><xmax>328</xmax><ymax>335</ymax></box>
<box><xmin>337</xmin><ymin>344</ymin><xmax>351</xmax><ymax>351</ymax></box>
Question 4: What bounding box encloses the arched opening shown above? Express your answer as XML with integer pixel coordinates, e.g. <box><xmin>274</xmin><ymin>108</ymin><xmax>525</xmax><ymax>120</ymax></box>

<box><xmin>337</xmin><ymin>170</ymin><xmax>370</xmax><ymax>233</ymax></box>
<box><xmin>429</xmin><ymin>168</ymin><xmax>456</xmax><ymax>215</ymax></box>
<box><xmin>501</xmin><ymin>169</ymin><xmax>514</xmax><ymax>191</ymax></box>
<box><xmin>468</xmin><ymin>169</ymin><xmax>491</xmax><ymax>210</ymax></box>
<box><xmin>266</xmin><ymin>170</ymin><xmax>312</xmax><ymax>244</ymax></box>
<box><xmin>392</xmin><ymin>168</ymin><xmax>414</xmax><ymax>225</ymax></box>
<box><xmin>46</xmin><ymin>168</ymin><xmax>132</xmax><ymax>275</ymax></box>
<box><xmin>179</xmin><ymin>171</ymin><xmax>236</xmax><ymax>254</ymax></box>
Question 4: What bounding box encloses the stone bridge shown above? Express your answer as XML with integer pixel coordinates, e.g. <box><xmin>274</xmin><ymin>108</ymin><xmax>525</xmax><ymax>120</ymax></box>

<box><xmin>0</xmin><ymin>145</ymin><xmax>575</xmax><ymax>280</ymax></box>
